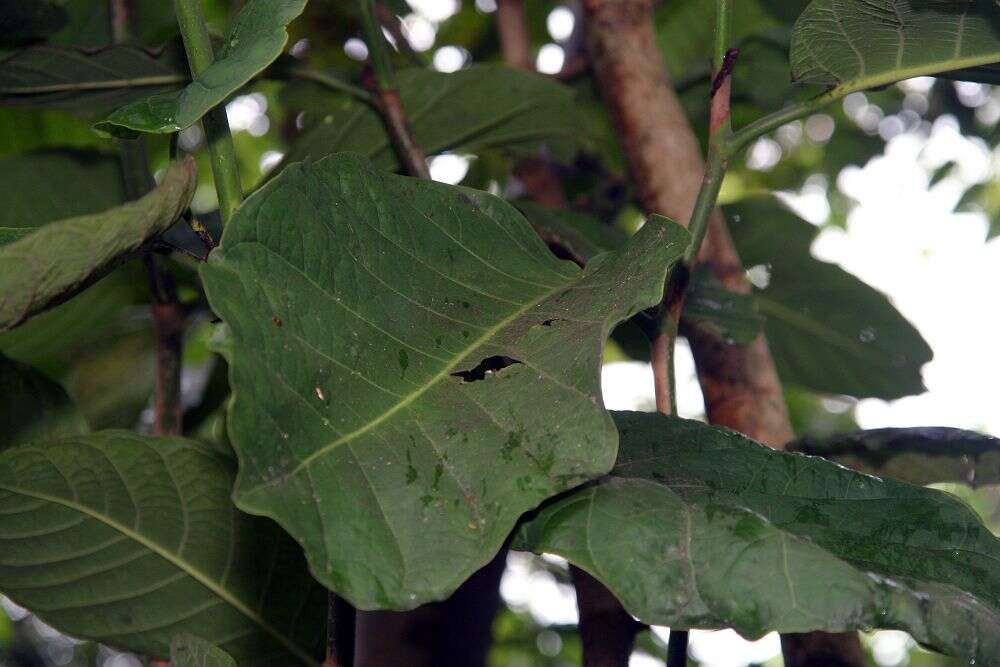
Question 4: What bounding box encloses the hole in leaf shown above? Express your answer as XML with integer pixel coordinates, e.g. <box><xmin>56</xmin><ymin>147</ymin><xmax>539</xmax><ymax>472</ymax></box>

<box><xmin>451</xmin><ymin>356</ymin><xmax>522</xmax><ymax>382</ymax></box>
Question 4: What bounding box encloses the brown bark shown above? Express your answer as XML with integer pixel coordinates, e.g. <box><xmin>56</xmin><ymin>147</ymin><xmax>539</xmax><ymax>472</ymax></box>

<box><xmin>497</xmin><ymin>0</ymin><xmax>533</xmax><ymax>71</ymax></box>
<box><xmin>144</xmin><ymin>255</ymin><xmax>185</xmax><ymax>437</ymax></box>
<box><xmin>582</xmin><ymin>0</ymin><xmax>864</xmax><ymax>663</ymax></box>
<box><xmin>324</xmin><ymin>593</ymin><xmax>356</xmax><ymax>667</ymax></box>
<box><xmin>782</xmin><ymin>632</ymin><xmax>868</xmax><ymax>667</ymax></box>
<box><xmin>571</xmin><ymin>567</ymin><xmax>642</xmax><ymax>667</ymax></box>
<box><xmin>362</xmin><ymin>71</ymin><xmax>431</xmax><ymax>180</ymax></box>
<box><xmin>353</xmin><ymin>550</ymin><xmax>505</xmax><ymax>667</ymax></box>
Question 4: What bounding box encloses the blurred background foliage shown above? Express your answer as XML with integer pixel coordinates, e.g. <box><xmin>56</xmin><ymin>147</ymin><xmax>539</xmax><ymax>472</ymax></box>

<box><xmin>2</xmin><ymin>0</ymin><xmax>999</xmax><ymax>665</ymax></box>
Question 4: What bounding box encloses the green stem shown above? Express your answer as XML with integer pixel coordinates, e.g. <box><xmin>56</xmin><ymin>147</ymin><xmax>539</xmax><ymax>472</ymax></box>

<box><xmin>356</xmin><ymin>0</ymin><xmax>430</xmax><ymax>178</ymax></box>
<box><xmin>173</xmin><ymin>0</ymin><xmax>243</xmax><ymax>224</ymax></box>
<box><xmin>683</xmin><ymin>149</ymin><xmax>727</xmax><ymax>265</ymax></box>
<box><xmin>713</xmin><ymin>0</ymin><xmax>732</xmax><ymax>73</ymax></box>
<box><xmin>724</xmin><ymin>89</ymin><xmax>841</xmax><ymax>158</ymax></box>
<box><xmin>359</xmin><ymin>0</ymin><xmax>395</xmax><ymax>92</ymax></box>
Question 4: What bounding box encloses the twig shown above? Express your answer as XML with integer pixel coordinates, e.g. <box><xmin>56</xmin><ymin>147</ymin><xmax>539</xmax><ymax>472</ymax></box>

<box><xmin>374</xmin><ymin>1</ymin><xmax>426</xmax><ymax>67</ymax></box>
<box><xmin>359</xmin><ymin>0</ymin><xmax>430</xmax><ymax>178</ymax></box>
<box><xmin>173</xmin><ymin>0</ymin><xmax>243</xmax><ymax>224</ymax></box>
<box><xmin>586</xmin><ymin>0</ymin><xmax>868</xmax><ymax>664</ymax></box>
<box><xmin>144</xmin><ymin>254</ymin><xmax>185</xmax><ymax>436</ymax></box>
<box><xmin>497</xmin><ymin>0</ymin><xmax>533</xmax><ymax>71</ymax></box>
<box><xmin>324</xmin><ymin>593</ymin><xmax>356</xmax><ymax>667</ymax></box>
<box><xmin>666</xmin><ymin>630</ymin><xmax>688</xmax><ymax>667</ymax></box>
<box><xmin>111</xmin><ymin>0</ymin><xmax>186</xmax><ymax>444</ymax></box>
<box><xmin>185</xmin><ymin>214</ymin><xmax>217</xmax><ymax>255</ymax></box>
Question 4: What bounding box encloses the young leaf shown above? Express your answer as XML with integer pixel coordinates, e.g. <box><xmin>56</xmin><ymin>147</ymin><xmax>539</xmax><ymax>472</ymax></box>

<box><xmin>0</xmin><ymin>150</ymin><xmax>125</xmax><ymax>246</ymax></box>
<box><xmin>280</xmin><ymin>66</ymin><xmax>590</xmax><ymax>173</ymax></box>
<box><xmin>516</xmin><ymin>412</ymin><xmax>1000</xmax><ymax>664</ymax></box>
<box><xmin>0</xmin><ymin>432</ymin><xmax>325</xmax><ymax>665</ymax></box>
<box><xmin>792</xmin><ymin>427</ymin><xmax>1000</xmax><ymax>487</ymax></box>
<box><xmin>0</xmin><ymin>44</ymin><xmax>188</xmax><ymax>119</ymax></box>
<box><xmin>172</xmin><ymin>634</ymin><xmax>237</xmax><ymax>667</ymax></box>
<box><xmin>791</xmin><ymin>0</ymin><xmax>1000</xmax><ymax>94</ymax></box>
<box><xmin>726</xmin><ymin>196</ymin><xmax>932</xmax><ymax>399</ymax></box>
<box><xmin>200</xmin><ymin>153</ymin><xmax>690</xmax><ymax>610</ymax></box>
<box><xmin>0</xmin><ymin>354</ymin><xmax>87</xmax><ymax>451</ymax></box>
<box><xmin>95</xmin><ymin>0</ymin><xmax>306</xmax><ymax>136</ymax></box>
<box><xmin>0</xmin><ymin>156</ymin><xmax>195</xmax><ymax>331</ymax></box>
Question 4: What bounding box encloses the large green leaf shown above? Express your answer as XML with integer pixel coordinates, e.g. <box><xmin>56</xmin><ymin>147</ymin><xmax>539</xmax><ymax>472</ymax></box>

<box><xmin>172</xmin><ymin>634</ymin><xmax>237</xmax><ymax>667</ymax></box>
<box><xmin>0</xmin><ymin>268</ymin><xmax>148</xmax><ymax>377</ymax></box>
<box><xmin>0</xmin><ymin>355</ymin><xmax>87</xmax><ymax>451</ymax></box>
<box><xmin>200</xmin><ymin>153</ymin><xmax>689</xmax><ymax>610</ymax></box>
<box><xmin>0</xmin><ymin>150</ymin><xmax>125</xmax><ymax>246</ymax></box>
<box><xmin>0</xmin><ymin>44</ymin><xmax>188</xmax><ymax>119</ymax></box>
<box><xmin>0</xmin><ymin>157</ymin><xmax>195</xmax><ymax>331</ymax></box>
<box><xmin>790</xmin><ymin>0</ymin><xmax>1000</xmax><ymax>94</ymax></box>
<box><xmin>726</xmin><ymin>196</ymin><xmax>932</xmax><ymax>399</ymax></box>
<box><xmin>516</xmin><ymin>412</ymin><xmax>1000</xmax><ymax>663</ymax></box>
<box><xmin>96</xmin><ymin>0</ymin><xmax>306</xmax><ymax>136</ymax></box>
<box><xmin>280</xmin><ymin>65</ymin><xmax>589</xmax><ymax>173</ymax></box>
<box><xmin>0</xmin><ymin>432</ymin><xmax>325</xmax><ymax>665</ymax></box>
<box><xmin>792</xmin><ymin>427</ymin><xmax>1000</xmax><ymax>488</ymax></box>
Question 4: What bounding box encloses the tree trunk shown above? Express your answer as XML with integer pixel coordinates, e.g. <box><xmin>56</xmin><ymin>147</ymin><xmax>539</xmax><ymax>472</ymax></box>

<box><xmin>581</xmin><ymin>0</ymin><xmax>866</xmax><ymax>664</ymax></box>
<box><xmin>353</xmin><ymin>549</ymin><xmax>505</xmax><ymax>667</ymax></box>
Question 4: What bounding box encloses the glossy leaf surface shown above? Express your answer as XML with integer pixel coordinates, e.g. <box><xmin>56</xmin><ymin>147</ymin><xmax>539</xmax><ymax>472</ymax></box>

<box><xmin>793</xmin><ymin>427</ymin><xmax>1000</xmax><ymax>487</ymax></box>
<box><xmin>0</xmin><ymin>432</ymin><xmax>325</xmax><ymax>665</ymax></box>
<box><xmin>0</xmin><ymin>157</ymin><xmax>195</xmax><ymax>331</ymax></box>
<box><xmin>201</xmin><ymin>153</ymin><xmax>689</xmax><ymax>609</ymax></box>
<box><xmin>516</xmin><ymin>412</ymin><xmax>1000</xmax><ymax>663</ymax></box>
<box><xmin>726</xmin><ymin>197</ymin><xmax>932</xmax><ymax>399</ymax></box>
<box><xmin>96</xmin><ymin>0</ymin><xmax>306</xmax><ymax>136</ymax></box>
<box><xmin>281</xmin><ymin>65</ymin><xmax>588</xmax><ymax>172</ymax></box>
<box><xmin>791</xmin><ymin>0</ymin><xmax>1000</xmax><ymax>94</ymax></box>
<box><xmin>0</xmin><ymin>355</ymin><xmax>87</xmax><ymax>450</ymax></box>
<box><xmin>0</xmin><ymin>44</ymin><xmax>188</xmax><ymax>119</ymax></box>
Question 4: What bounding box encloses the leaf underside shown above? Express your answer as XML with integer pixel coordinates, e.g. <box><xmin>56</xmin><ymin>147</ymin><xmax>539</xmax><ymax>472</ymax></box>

<box><xmin>792</xmin><ymin>426</ymin><xmax>1000</xmax><ymax>487</ymax></box>
<box><xmin>0</xmin><ymin>432</ymin><xmax>325</xmax><ymax>665</ymax></box>
<box><xmin>516</xmin><ymin>412</ymin><xmax>1000</xmax><ymax>664</ymax></box>
<box><xmin>0</xmin><ymin>157</ymin><xmax>195</xmax><ymax>332</ymax></box>
<box><xmin>791</xmin><ymin>0</ymin><xmax>1000</xmax><ymax>94</ymax></box>
<box><xmin>200</xmin><ymin>153</ymin><xmax>689</xmax><ymax>609</ymax></box>
<box><xmin>96</xmin><ymin>0</ymin><xmax>306</xmax><ymax>135</ymax></box>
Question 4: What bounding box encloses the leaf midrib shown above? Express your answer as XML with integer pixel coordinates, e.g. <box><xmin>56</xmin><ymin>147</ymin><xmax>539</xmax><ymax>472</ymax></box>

<box><xmin>0</xmin><ymin>75</ymin><xmax>187</xmax><ymax>94</ymax></box>
<box><xmin>833</xmin><ymin>51</ymin><xmax>1000</xmax><ymax>98</ymax></box>
<box><xmin>243</xmin><ymin>255</ymin><xmax>575</xmax><ymax>485</ymax></box>
<box><xmin>0</xmin><ymin>480</ymin><xmax>320</xmax><ymax>666</ymax></box>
